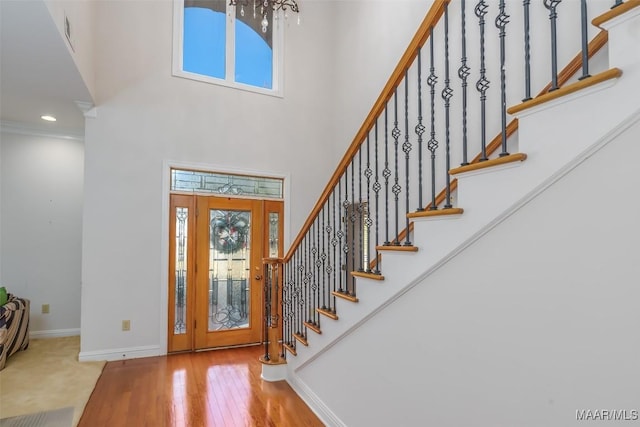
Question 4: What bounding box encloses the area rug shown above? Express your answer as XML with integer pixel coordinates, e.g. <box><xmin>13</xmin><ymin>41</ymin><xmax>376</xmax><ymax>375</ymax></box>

<box><xmin>0</xmin><ymin>336</ymin><xmax>105</xmax><ymax>426</ymax></box>
<box><xmin>0</xmin><ymin>406</ymin><xmax>73</xmax><ymax>427</ymax></box>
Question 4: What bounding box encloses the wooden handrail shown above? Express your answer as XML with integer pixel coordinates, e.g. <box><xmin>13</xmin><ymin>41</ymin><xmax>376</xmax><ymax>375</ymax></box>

<box><xmin>284</xmin><ymin>0</ymin><xmax>450</xmax><ymax>262</ymax></box>
<box><xmin>592</xmin><ymin>0</ymin><xmax>640</xmax><ymax>28</ymax></box>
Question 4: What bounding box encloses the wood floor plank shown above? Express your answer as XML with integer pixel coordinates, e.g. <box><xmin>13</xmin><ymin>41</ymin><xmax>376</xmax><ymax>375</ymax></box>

<box><xmin>78</xmin><ymin>345</ymin><xmax>323</xmax><ymax>427</ymax></box>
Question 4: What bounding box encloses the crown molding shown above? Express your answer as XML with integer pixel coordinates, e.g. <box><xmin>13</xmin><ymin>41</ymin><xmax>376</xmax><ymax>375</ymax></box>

<box><xmin>0</xmin><ymin>120</ymin><xmax>84</xmax><ymax>141</ymax></box>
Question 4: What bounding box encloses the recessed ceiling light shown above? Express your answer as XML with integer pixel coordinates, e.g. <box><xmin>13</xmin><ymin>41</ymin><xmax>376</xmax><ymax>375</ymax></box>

<box><xmin>41</xmin><ymin>115</ymin><xmax>57</xmax><ymax>122</ymax></box>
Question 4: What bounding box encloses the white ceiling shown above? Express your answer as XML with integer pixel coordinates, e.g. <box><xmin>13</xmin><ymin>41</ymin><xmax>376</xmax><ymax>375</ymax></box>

<box><xmin>0</xmin><ymin>0</ymin><xmax>93</xmax><ymax>137</ymax></box>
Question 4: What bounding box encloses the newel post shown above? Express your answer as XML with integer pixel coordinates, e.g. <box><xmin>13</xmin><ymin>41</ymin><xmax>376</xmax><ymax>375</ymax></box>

<box><xmin>259</xmin><ymin>257</ymin><xmax>287</xmax><ymax>381</ymax></box>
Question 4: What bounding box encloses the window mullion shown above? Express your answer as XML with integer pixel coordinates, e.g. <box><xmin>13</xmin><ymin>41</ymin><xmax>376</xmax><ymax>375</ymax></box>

<box><xmin>226</xmin><ymin>4</ymin><xmax>235</xmax><ymax>83</ymax></box>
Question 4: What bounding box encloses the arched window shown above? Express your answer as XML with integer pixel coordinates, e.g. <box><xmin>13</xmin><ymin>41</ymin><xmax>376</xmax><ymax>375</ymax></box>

<box><xmin>173</xmin><ymin>0</ymin><xmax>282</xmax><ymax>95</ymax></box>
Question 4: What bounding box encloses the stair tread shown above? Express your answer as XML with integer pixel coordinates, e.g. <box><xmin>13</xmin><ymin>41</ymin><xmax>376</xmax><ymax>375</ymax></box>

<box><xmin>293</xmin><ymin>333</ymin><xmax>308</xmax><ymax>346</ymax></box>
<box><xmin>376</xmin><ymin>244</ymin><xmax>419</xmax><ymax>252</ymax></box>
<box><xmin>507</xmin><ymin>68</ymin><xmax>622</xmax><ymax>116</ymax></box>
<box><xmin>303</xmin><ymin>321</ymin><xmax>322</xmax><ymax>334</ymax></box>
<box><xmin>407</xmin><ymin>207</ymin><xmax>464</xmax><ymax>219</ymax></box>
<box><xmin>449</xmin><ymin>153</ymin><xmax>527</xmax><ymax>176</ymax></box>
<box><xmin>316</xmin><ymin>307</ymin><xmax>339</xmax><ymax>320</ymax></box>
<box><xmin>332</xmin><ymin>290</ymin><xmax>359</xmax><ymax>303</ymax></box>
<box><xmin>351</xmin><ymin>271</ymin><xmax>385</xmax><ymax>281</ymax></box>
<box><xmin>284</xmin><ymin>343</ymin><xmax>297</xmax><ymax>356</ymax></box>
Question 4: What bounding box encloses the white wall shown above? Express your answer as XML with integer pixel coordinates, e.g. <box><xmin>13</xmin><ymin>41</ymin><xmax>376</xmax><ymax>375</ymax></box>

<box><xmin>0</xmin><ymin>130</ymin><xmax>83</xmax><ymax>335</ymax></box>
<box><xmin>80</xmin><ymin>0</ymin><xmax>431</xmax><ymax>358</ymax></box>
<box><xmin>45</xmin><ymin>0</ymin><xmax>96</xmax><ymax>101</ymax></box>
<box><xmin>330</xmin><ymin>0</ymin><xmax>433</xmax><ymax>163</ymax></box>
<box><xmin>294</xmin><ymin>109</ymin><xmax>640</xmax><ymax>427</ymax></box>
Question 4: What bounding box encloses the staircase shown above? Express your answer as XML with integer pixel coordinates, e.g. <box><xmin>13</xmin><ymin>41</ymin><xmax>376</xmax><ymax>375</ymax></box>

<box><xmin>262</xmin><ymin>1</ymin><xmax>640</xmax><ymax>425</ymax></box>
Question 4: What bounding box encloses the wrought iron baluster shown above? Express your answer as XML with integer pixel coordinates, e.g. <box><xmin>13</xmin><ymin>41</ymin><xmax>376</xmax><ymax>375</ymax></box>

<box><xmin>303</xmin><ymin>235</ymin><xmax>310</xmax><ymax>338</ymax></box>
<box><xmin>321</xmin><ymin>207</ymin><xmax>327</xmax><ymax>310</ymax></box>
<box><xmin>343</xmin><ymin>169</ymin><xmax>351</xmax><ymax>294</ymax></box>
<box><xmin>383</xmin><ymin>107</ymin><xmax>392</xmax><ymax>243</ymax></box>
<box><xmin>416</xmin><ymin>48</ymin><xmax>426</xmax><ymax>210</ymax></box>
<box><xmin>476</xmin><ymin>0</ymin><xmax>490</xmax><ymax>161</ymax></box>
<box><xmin>611</xmin><ymin>0</ymin><xmax>623</xmax><ymax>8</ymax></box>
<box><xmin>496</xmin><ymin>0</ymin><xmax>510</xmax><ymax>157</ymax></box>
<box><xmin>523</xmin><ymin>0</ymin><xmax>532</xmax><ymax>101</ymax></box>
<box><xmin>364</xmin><ymin>134</ymin><xmax>373</xmax><ymax>271</ymax></box>
<box><xmin>331</xmin><ymin>190</ymin><xmax>338</xmax><ymax>307</ymax></box>
<box><xmin>312</xmin><ymin>221</ymin><xmax>319</xmax><ymax>326</ymax></box>
<box><xmin>325</xmin><ymin>202</ymin><xmax>332</xmax><ymax>312</ymax></box>
<box><xmin>459</xmin><ymin>0</ymin><xmax>471</xmax><ymax>166</ymax></box>
<box><xmin>373</xmin><ymin>121</ymin><xmax>382</xmax><ymax>274</ymax></box>
<box><xmin>442</xmin><ymin>3</ymin><xmax>453</xmax><ymax>208</ymax></box>
<box><xmin>350</xmin><ymin>157</ymin><xmax>357</xmax><ymax>295</ymax></box>
<box><xmin>403</xmin><ymin>72</ymin><xmax>412</xmax><ymax>245</ymax></box>
<box><xmin>338</xmin><ymin>175</ymin><xmax>345</xmax><ymax>293</ymax></box>
<box><xmin>427</xmin><ymin>27</ymin><xmax>439</xmax><ymax>210</ymax></box>
<box><xmin>357</xmin><ymin>150</ymin><xmax>364</xmax><ymax>271</ymax></box>
<box><xmin>579</xmin><ymin>0</ymin><xmax>590</xmax><ymax>80</ymax></box>
<box><xmin>392</xmin><ymin>90</ymin><xmax>402</xmax><ymax>243</ymax></box>
<box><xmin>544</xmin><ymin>0</ymin><xmax>562</xmax><ymax>91</ymax></box>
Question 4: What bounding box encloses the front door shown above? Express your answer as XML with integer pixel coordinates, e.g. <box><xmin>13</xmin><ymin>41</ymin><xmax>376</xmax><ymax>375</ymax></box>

<box><xmin>168</xmin><ymin>194</ymin><xmax>283</xmax><ymax>352</ymax></box>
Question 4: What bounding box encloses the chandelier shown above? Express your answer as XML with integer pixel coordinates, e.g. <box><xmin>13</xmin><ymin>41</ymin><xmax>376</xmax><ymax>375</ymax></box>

<box><xmin>229</xmin><ymin>0</ymin><xmax>300</xmax><ymax>33</ymax></box>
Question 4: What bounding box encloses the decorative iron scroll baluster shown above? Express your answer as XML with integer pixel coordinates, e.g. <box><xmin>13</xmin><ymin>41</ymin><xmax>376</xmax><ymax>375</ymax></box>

<box><xmin>303</xmin><ymin>235</ymin><xmax>310</xmax><ymax>335</ymax></box>
<box><xmin>522</xmin><ymin>0</ymin><xmax>532</xmax><ymax>101</ymax></box>
<box><xmin>476</xmin><ymin>0</ymin><xmax>490</xmax><ymax>161</ymax></box>
<box><xmin>427</xmin><ymin>27</ymin><xmax>439</xmax><ymax>210</ymax></box>
<box><xmin>544</xmin><ymin>0</ymin><xmax>562</xmax><ymax>91</ymax></box>
<box><xmin>442</xmin><ymin>3</ymin><xmax>453</xmax><ymax>209</ymax></box>
<box><xmin>298</xmin><ymin>241</ymin><xmax>303</xmax><ymax>333</ymax></box>
<box><xmin>323</xmin><ymin>201</ymin><xmax>330</xmax><ymax>312</ymax></box>
<box><xmin>383</xmin><ymin>107</ymin><xmax>391</xmax><ymax>244</ymax></box>
<box><xmin>496</xmin><ymin>0</ymin><xmax>510</xmax><ymax>157</ymax></box>
<box><xmin>343</xmin><ymin>171</ymin><xmax>350</xmax><ymax>293</ymax></box>
<box><xmin>357</xmin><ymin>150</ymin><xmax>364</xmax><ymax>271</ymax></box>
<box><xmin>331</xmin><ymin>190</ymin><xmax>338</xmax><ymax>306</ymax></box>
<box><xmin>392</xmin><ymin>90</ymin><xmax>402</xmax><ymax>244</ymax></box>
<box><xmin>350</xmin><ymin>158</ymin><xmax>357</xmax><ymax>295</ymax></box>
<box><xmin>312</xmin><ymin>221</ymin><xmax>319</xmax><ymax>326</ymax></box>
<box><xmin>402</xmin><ymin>72</ymin><xmax>412</xmax><ymax>245</ymax></box>
<box><xmin>416</xmin><ymin>48</ymin><xmax>426</xmax><ymax>211</ymax></box>
<box><xmin>364</xmin><ymin>135</ymin><xmax>373</xmax><ymax>271</ymax></box>
<box><xmin>459</xmin><ymin>0</ymin><xmax>471</xmax><ymax>166</ymax></box>
<box><xmin>373</xmin><ymin>122</ymin><xmax>381</xmax><ymax>274</ymax></box>
<box><xmin>321</xmin><ymin>206</ymin><xmax>327</xmax><ymax>310</ymax></box>
<box><xmin>579</xmin><ymin>0</ymin><xmax>590</xmax><ymax>80</ymax></box>
<box><xmin>338</xmin><ymin>176</ymin><xmax>345</xmax><ymax>293</ymax></box>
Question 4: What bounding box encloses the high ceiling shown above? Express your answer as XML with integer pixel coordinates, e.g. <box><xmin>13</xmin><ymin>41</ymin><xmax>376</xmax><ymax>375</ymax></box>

<box><xmin>0</xmin><ymin>0</ymin><xmax>93</xmax><ymax>137</ymax></box>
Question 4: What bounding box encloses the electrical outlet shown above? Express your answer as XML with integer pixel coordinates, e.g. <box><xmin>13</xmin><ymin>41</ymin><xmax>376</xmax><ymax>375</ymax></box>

<box><xmin>122</xmin><ymin>320</ymin><xmax>131</xmax><ymax>331</ymax></box>
<box><xmin>42</xmin><ymin>304</ymin><xmax>50</xmax><ymax>314</ymax></box>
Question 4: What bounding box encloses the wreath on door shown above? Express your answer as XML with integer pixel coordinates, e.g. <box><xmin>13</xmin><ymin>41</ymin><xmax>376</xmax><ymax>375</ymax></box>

<box><xmin>210</xmin><ymin>211</ymin><xmax>250</xmax><ymax>254</ymax></box>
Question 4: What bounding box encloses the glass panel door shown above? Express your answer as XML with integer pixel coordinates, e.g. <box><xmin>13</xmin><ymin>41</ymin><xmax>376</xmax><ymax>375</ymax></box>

<box><xmin>195</xmin><ymin>196</ymin><xmax>263</xmax><ymax>349</ymax></box>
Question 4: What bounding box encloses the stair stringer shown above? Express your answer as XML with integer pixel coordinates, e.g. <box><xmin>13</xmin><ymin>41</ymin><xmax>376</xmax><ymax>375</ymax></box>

<box><xmin>284</xmin><ymin>11</ymin><xmax>640</xmax><ymax>426</ymax></box>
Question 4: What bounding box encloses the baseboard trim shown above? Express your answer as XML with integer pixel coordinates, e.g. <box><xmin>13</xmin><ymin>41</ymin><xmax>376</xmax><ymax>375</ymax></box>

<box><xmin>287</xmin><ymin>373</ymin><xmax>346</xmax><ymax>427</ymax></box>
<box><xmin>30</xmin><ymin>328</ymin><xmax>80</xmax><ymax>339</ymax></box>
<box><xmin>79</xmin><ymin>345</ymin><xmax>163</xmax><ymax>362</ymax></box>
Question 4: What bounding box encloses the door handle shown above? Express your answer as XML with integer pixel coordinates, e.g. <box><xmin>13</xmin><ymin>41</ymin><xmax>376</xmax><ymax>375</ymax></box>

<box><xmin>255</xmin><ymin>275</ymin><xmax>262</xmax><ymax>281</ymax></box>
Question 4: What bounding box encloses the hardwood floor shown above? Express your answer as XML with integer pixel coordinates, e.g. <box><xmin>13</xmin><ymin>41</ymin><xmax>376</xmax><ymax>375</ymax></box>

<box><xmin>78</xmin><ymin>345</ymin><xmax>324</xmax><ymax>427</ymax></box>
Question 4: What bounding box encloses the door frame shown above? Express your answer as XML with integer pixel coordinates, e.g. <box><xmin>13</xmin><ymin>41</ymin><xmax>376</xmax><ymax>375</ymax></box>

<box><xmin>161</xmin><ymin>161</ymin><xmax>289</xmax><ymax>355</ymax></box>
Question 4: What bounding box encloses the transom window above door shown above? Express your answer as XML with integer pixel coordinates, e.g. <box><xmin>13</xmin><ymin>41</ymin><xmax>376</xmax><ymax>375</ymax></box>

<box><xmin>172</xmin><ymin>0</ymin><xmax>285</xmax><ymax>96</ymax></box>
